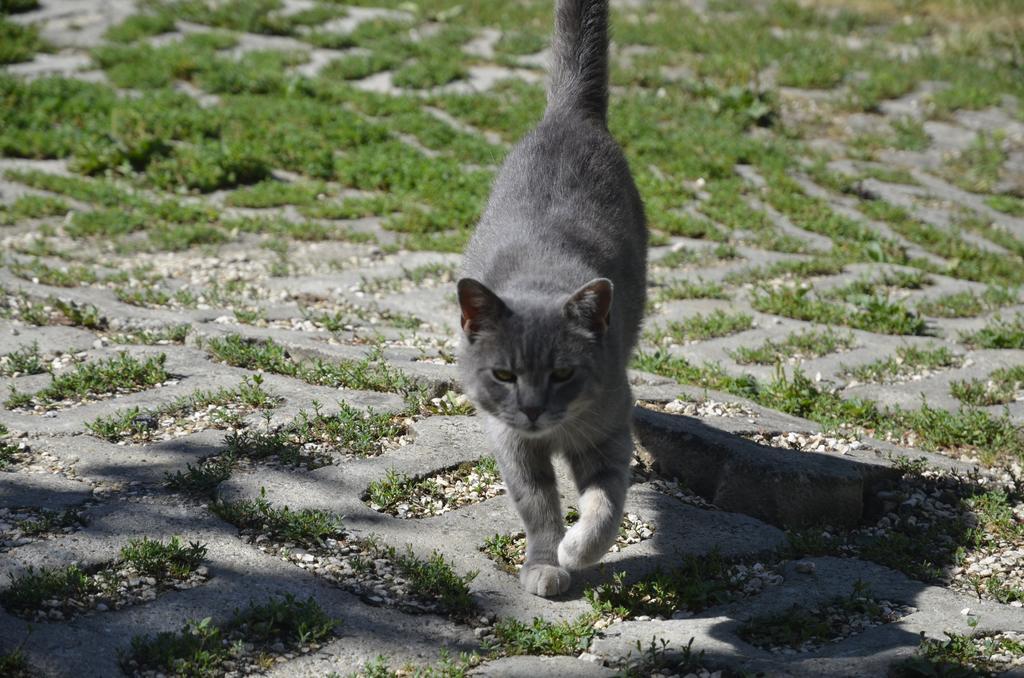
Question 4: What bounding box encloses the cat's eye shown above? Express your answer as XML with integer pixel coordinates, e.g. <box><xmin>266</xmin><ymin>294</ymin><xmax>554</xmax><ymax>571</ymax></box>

<box><xmin>492</xmin><ymin>369</ymin><xmax>516</xmax><ymax>383</ymax></box>
<box><xmin>551</xmin><ymin>367</ymin><xmax>574</xmax><ymax>382</ymax></box>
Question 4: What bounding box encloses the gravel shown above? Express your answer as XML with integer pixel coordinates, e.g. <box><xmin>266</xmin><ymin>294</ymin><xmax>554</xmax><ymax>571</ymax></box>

<box><xmin>743</xmin><ymin>430</ymin><xmax>865</xmax><ymax>455</ymax></box>
<box><xmin>639</xmin><ymin>398</ymin><xmax>757</xmax><ymax>419</ymax></box>
<box><xmin>9</xmin><ymin>563</ymin><xmax>209</xmax><ymax>623</ymax></box>
<box><xmin>744</xmin><ymin>595</ymin><xmax>914</xmax><ymax>654</ymax></box>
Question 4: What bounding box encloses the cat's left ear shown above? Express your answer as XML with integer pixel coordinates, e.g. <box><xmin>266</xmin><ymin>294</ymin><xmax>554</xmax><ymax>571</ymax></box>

<box><xmin>565</xmin><ymin>278</ymin><xmax>613</xmax><ymax>335</ymax></box>
<box><xmin>458</xmin><ymin>278</ymin><xmax>508</xmax><ymax>341</ymax></box>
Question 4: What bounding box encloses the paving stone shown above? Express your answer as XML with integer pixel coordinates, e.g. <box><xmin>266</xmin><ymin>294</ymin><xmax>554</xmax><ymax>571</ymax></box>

<box><xmin>3</xmin><ymin>1</ymin><xmax>1024</xmax><ymax>676</ymax></box>
<box><xmin>0</xmin><ymin>471</ymin><xmax>92</xmax><ymax>510</ymax></box>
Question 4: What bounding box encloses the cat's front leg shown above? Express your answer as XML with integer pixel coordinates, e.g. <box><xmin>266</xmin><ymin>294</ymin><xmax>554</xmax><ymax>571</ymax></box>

<box><xmin>558</xmin><ymin>426</ymin><xmax>631</xmax><ymax>570</ymax></box>
<box><xmin>492</xmin><ymin>428</ymin><xmax>570</xmax><ymax>597</ymax></box>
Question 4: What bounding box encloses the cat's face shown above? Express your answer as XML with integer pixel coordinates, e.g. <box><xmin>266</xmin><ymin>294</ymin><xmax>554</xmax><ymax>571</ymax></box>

<box><xmin>457</xmin><ymin>278</ymin><xmax>611</xmax><ymax>436</ymax></box>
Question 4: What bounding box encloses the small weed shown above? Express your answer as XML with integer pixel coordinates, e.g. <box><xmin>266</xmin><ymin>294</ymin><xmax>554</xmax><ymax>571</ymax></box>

<box><xmin>9</xmin><ymin>260</ymin><xmax>99</xmax><ymax>287</ymax></box>
<box><xmin>365</xmin><ymin>458</ymin><xmax>500</xmax><ymax>516</ymax></box>
<box><xmin>724</xmin><ymin>257</ymin><xmax>844</xmax><ymax>285</ymax></box>
<box><xmin>649</xmin><ymin>309</ymin><xmax>753</xmax><ymax>344</ymax></box>
<box><xmin>0</xmin><ymin>342</ymin><xmax>45</xmax><ymax>376</ymax></box>
<box><xmin>941</xmin><ymin>132</ymin><xmax>1006</xmax><ymax>195</ymax></box>
<box><xmin>5</xmin><ymin>352</ymin><xmax>169</xmax><ymax>410</ymax></box>
<box><xmin>751</xmin><ymin>284</ymin><xmax>927</xmax><ymax>336</ymax></box>
<box><xmin>488</xmin><ymin>614</ymin><xmax>600</xmax><ymax>657</ymax></box>
<box><xmin>481</xmin><ymin>534</ymin><xmax>522</xmax><ymax>574</ymax></box>
<box><xmin>107</xmin><ymin>325</ymin><xmax>190</xmax><ymax>345</ymax></box>
<box><xmin>104</xmin><ymin>10</ymin><xmax>176</xmax><ymax>43</ymax></box>
<box><xmin>165</xmin><ymin>455</ymin><xmax>235</xmax><ymax>498</ymax></box>
<box><xmin>586</xmin><ymin>551</ymin><xmax>750</xmax><ymax>619</ymax></box>
<box><xmin>654</xmin><ymin>279</ymin><xmax>731</xmax><ymax>302</ymax></box>
<box><xmin>842</xmin><ymin>345</ymin><xmax>963</xmax><ymax>384</ymax></box>
<box><xmin>206</xmin><ymin>335</ymin><xmax>418</xmax><ymax>395</ymax></box>
<box><xmin>739</xmin><ymin>582</ymin><xmax>892</xmax><ymax>651</ymax></box>
<box><xmin>120</xmin><ymin>537</ymin><xmax>207</xmax><ymax>579</ymax></box>
<box><xmin>893</xmin><ymin>630</ymin><xmax>1024</xmax><ymax>677</ymax></box>
<box><xmin>917</xmin><ymin>287</ymin><xmax>1018</xmax><ymax>318</ymax></box>
<box><xmin>213</xmin><ymin>489</ymin><xmax>345</xmax><ymax>549</ymax></box>
<box><xmin>960</xmin><ymin>315</ymin><xmax>1024</xmax><ymax>349</ymax></box>
<box><xmin>14</xmin><ymin>508</ymin><xmax>85</xmax><ymax>537</ymax></box>
<box><xmin>124</xmin><ymin>594</ymin><xmax>337</xmax><ymax>676</ymax></box>
<box><xmin>0</xmin><ymin>15</ymin><xmax>46</xmax><ymax>65</ymax></box>
<box><xmin>389</xmin><ymin>547</ymin><xmax>477</xmax><ymax>617</ymax></box>
<box><xmin>729</xmin><ymin>329</ymin><xmax>854</xmax><ymax>365</ymax></box>
<box><xmin>0</xmin><ymin>647</ymin><xmax>29</xmax><ymax>677</ymax></box>
<box><xmin>0</xmin><ymin>565</ymin><xmax>94</xmax><ymax>613</ymax></box>
<box><xmin>986</xmin><ymin>195</ymin><xmax>1024</xmax><ymax>217</ymax></box>
<box><xmin>951</xmin><ymin>365</ymin><xmax>1024</xmax><ymax>406</ymax></box>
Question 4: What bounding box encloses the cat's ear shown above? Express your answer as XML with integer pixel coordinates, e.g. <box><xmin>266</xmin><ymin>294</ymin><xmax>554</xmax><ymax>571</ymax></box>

<box><xmin>565</xmin><ymin>278</ymin><xmax>613</xmax><ymax>335</ymax></box>
<box><xmin>457</xmin><ymin>278</ymin><xmax>508</xmax><ymax>341</ymax></box>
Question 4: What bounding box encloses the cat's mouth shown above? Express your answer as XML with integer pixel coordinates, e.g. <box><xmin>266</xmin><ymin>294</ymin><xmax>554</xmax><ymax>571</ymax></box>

<box><xmin>511</xmin><ymin>416</ymin><xmax>563</xmax><ymax>437</ymax></box>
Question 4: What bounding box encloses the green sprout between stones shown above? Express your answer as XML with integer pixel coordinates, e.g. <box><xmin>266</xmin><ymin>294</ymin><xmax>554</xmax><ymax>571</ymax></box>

<box><xmin>5</xmin><ymin>353</ymin><xmax>169</xmax><ymax>410</ymax></box>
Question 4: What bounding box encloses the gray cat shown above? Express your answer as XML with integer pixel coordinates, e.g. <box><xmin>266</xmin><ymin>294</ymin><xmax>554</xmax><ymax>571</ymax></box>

<box><xmin>457</xmin><ymin>0</ymin><xmax>647</xmax><ymax>597</ymax></box>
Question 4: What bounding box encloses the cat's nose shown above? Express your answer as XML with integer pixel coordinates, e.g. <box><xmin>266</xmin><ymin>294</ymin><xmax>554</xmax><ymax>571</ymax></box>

<box><xmin>521</xmin><ymin>406</ymin><xmax>543</xmax><ymax>422</ymax></box>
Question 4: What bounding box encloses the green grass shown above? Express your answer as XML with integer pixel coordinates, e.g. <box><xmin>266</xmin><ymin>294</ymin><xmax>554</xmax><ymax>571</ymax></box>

<box><xmin>917</xmin><ymin>287</ymin><xmax>1019</xmax><ymax>318</ymax></box>
<box><xmin>894</xmin><ymin>631</ymin><xmax>1024</xmax><ymax>677</ymax></box>
<box><xmin>104</xmin><ymin>10</ymin><xmax>177</xmax><ymax>43</ymax></box>
<box><xmin>655</xmin><ymin>243</ymin><xmax>740</xmax><ymax>269</ymax></box>
<box><xmin>107</xmin><ymin>325</ymin><xmax>191</xmax><ymax>346</ymax></box>
<box><xmin>940</xmin><ymin>132</ymin><xmax>1006</xmax><ymax>195</ymax></box>
<box><xmin>213</xmin><ymin>489</ymin><xmax>345</xmax><ymax>549</ymax></box>
<box><xmin>860</xmin><ymin>201</ymin><xmax>1024</xmax><ymax>287</ymax></box>
<box><xmin>383</xmin><ymin>545</ymin><xmax>477</xmax><ymax>618</ymax></box>
<box><xmin>119</xmin><ymin>537</ymin><xmax>207</xmax><ymax>579</ymax></box>
<box><xmin>488</xmin><ymin>614</ymin><xmax>600</xmax><ymax>657</ymax></box>
<box><xmin>951</xmin><ymin>365</ymin><xmax>1024</xmax><ymax>406</ymax></box>
<box><xmin>739</xmin><ymin>582</ymin><xmax>888</xmax><ymax>650</ymax></box>
<box><xmin>635</xmin><ymin>351</ymin><xmax>1024</xmax><ymax>466</ymax></box>
<box><xmin>5</xmin><ymin>352</ymin><xmax>169</xmax><ymax>410</ymax></box>
<box><xmin>586</xmin><ymin>551</ymin><xmax>753</xmax><ymax>620</ymax></box>
<box><xmin>10</xmin><ymin>259</ymin><xmax>99</xmax><ymax>287</ymax></box>
<box><xmin>1</xmin><ymin>536</ymin><xmax>208</xmax><ymax>615</ymax></box>
<box><xmin>0</xmin><ymin>194</ymin><xmax>70</xmax><ymax>224</ymax></box>
<box><xmin>123</xmin><ymin>595</ymin><xmax>337</xmax><ymax>676</ymax></box>
<box><xmin>842</xmin><ymin>345</ymin><xmax>963</xmax><ymax>383</ymax></box>
<box><xmin>12</xmin><ymin>508</ymin><xmax>85</xmax><ymax>537</ymax></box>
<box><xmin>0</xmin><ymin>342</ymin><xmax>45</xmax><ymax>376</ymax></box>
<box><xmin>164</xmin><ymin>455</ymin><xmax>235</xmax><ymax>498</ymax></box>
<box><xmin>986</xmin><ymin>194</ymin><xmax>1024</xmax><ymax>217</ymax></box>
<box><xmin>205</xmin><ymin>335</ymin><xmax>419</xmax><ymax>396</ymax></box>
<box><xmin>653</xmin><ymin>279</ymin><xmax>731</xmax><ymax>302</ymax></box>
<box><xmin>751</xmin><ymin>284</ymin><xmax>927</xmax><ymax>336</ymax></box>
<box><xmin>648</xmin><ymin>309</ymin><xmax>754</xmax><ymax>344</ymax></box>
<box><xmin>224</xmin><ymin>179</ymin><xmax>327</xmax><ymax>208</ymax></box>
<box><xmin>87</xmin><ymin>376</ymin><xmax>278</xmax><ymax>443</ymax></box>
<box><xmin>0</xmin><ymin>565</ymin><xmax>94</xmax><ymax>614</ymax></box>
<box><xmin>365</xmin><ymin>458</ymin><xmax>500</xmax><ymax>515</ymax></box>
<box><xmin>960</xmin><ymin>315</ymin><xmax>1024</xmax><ymax>349</ymax></box>
<box><xmin>729</xmin><ymin>329</ymin><xmax>855</xmax><ymax>365</ymax></box>
<box><xmin>0</xmin><ymin>648</ymin><xmax>29</xmax><ymax>677</ymax></box>
<box><xmin>724</xmin><ymin>257</ymin><xmax>845</xmax><ymax>286</ymax></box>
<box><xmin>0</xmin><ymin>423</ymin><xmax>18</xmax><ymax>469</ymax></box>
<box><xmin>0</xmin><ymin>15</ymin><xmax>46</xmax><ymax>65</ymax></box>
<box><xmin>287</xmin><ymin>402</ymin><xmax>407</xmax><ymax>458</ymax></box>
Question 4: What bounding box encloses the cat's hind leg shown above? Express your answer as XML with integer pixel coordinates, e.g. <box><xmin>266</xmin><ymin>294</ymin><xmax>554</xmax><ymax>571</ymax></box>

<box><xmin>557</xmin><ymin>426</ymin><xmax>631</xmax><ymax>571</ymax></box>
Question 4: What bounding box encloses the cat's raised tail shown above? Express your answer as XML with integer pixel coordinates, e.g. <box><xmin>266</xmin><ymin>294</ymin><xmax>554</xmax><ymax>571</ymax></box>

<box><xmin>548</xmin><ymin>0</ymin><xmax>609</xmax><ymax>124</ymax></box>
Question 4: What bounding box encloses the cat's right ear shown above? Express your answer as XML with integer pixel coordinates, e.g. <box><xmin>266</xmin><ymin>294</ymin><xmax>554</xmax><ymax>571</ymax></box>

<box><xmin>457</xmin><ymin>278</ymin><xmax>507</xmax><ymax>342</ymax></box>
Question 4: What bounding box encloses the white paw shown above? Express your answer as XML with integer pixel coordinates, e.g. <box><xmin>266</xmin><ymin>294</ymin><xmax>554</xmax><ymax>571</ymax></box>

<box><xmin>520</xmin><ymin>563</ymin><xmax>571</xmax><ymax>597</ymax></box>
<box><xmin>557</xmin><ymin>526</ymin><xmax>587</xmax><ymax>570</ymax></box>
<box><xmin>558</xmin><ymin>523</ymin><xmax>612</xmax><ymax>570</ymax></box>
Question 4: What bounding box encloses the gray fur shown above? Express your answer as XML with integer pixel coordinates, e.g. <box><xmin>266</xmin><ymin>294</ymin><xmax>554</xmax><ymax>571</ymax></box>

<box><xmin>457</xmin><ymin>0</ymin><xmax>647</xmax><ymax>597</ymax></box>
